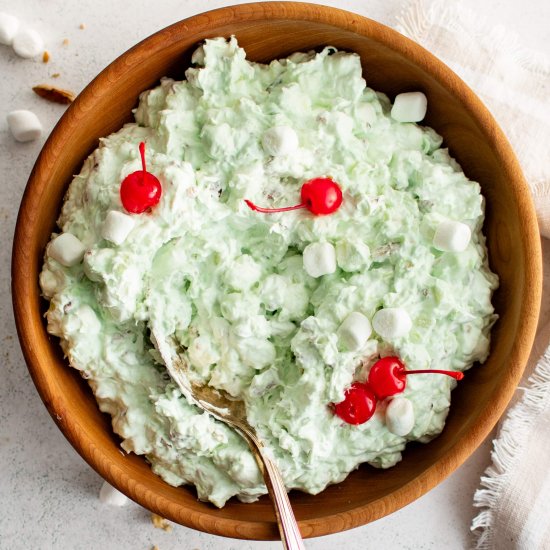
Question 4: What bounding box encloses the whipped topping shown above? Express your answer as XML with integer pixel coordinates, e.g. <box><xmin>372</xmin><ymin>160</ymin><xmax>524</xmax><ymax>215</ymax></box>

<box><xmin>39</xmin><ymin>37</ymin><xmax>498</xmax><ymax>508</ymax></box>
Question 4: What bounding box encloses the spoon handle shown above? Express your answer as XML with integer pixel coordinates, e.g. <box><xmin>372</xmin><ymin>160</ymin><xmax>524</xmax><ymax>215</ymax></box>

<box><xmin>259</xmin><ymin>449</ymin><xmax>305</xmax><ymax>550</ymax></box>
<box><xmin>242</xmin><ymin>430</ymin><xmax>305</xmax><ymax>550</ymax></box>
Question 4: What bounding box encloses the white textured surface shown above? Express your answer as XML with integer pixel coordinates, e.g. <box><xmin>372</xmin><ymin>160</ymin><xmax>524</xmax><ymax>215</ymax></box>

<box><xmin>1</xmin><ymin>1</ymin><xmax>549</xmax><ymax>549</ymax></box>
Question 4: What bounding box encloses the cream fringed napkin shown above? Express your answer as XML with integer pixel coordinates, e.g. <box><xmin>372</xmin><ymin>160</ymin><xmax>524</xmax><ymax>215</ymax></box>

<box><xmin>395</xmin><ymin>2</ymin><xmax>550</xmax><ymax>549</ymax></box>
<box><xmin>396</xmin><ymin>0</ymin><xmax>550</xmax><ymax>238</ymax></box>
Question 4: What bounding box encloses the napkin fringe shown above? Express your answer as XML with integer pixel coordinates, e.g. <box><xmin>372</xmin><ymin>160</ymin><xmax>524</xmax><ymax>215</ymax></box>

<box><xmin>396</xmin><ymin>0</ymin><xmax>450</xmax><ymax>44</ymax></box>
<box><xmin>396</xmin><ymin>0</ymin><xmax>550</xmax><ymax>77</ymax></box>
<box><xmin>471</xmin><ymin>348</ymin><xmax>550</xmax><ymax>549</ymax></box>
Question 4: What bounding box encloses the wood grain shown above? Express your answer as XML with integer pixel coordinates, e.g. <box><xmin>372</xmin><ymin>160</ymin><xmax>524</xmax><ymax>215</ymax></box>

<box><xmin>11</xmin><ymin>1</ymin><xmax>542</xmax><ymax>541</ymax></box>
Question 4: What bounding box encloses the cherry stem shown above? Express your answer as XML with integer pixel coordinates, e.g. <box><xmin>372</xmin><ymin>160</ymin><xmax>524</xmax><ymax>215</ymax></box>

<box><xmin>139</xmin><ymin>141</ymin><xmax>147</xmax><ymax>172</ymax></box>
<box><xmin>402</xmin><ymin>369</ymin><xmax>464</xmax><ymax>381</ymax></box>
<box><xmin>244</xmin><ymin>199</ymin><xmax>307</xmax><ymax>213</ymax></box>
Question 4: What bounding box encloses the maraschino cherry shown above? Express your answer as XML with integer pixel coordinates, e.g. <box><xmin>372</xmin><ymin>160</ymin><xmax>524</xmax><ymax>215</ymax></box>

<box><xmin>333</xmin><ymin>357</ymin><xmax>464</xmax><ymax>426</ymax></box>
<box><xmin>120</xmin><ymin>142</ymin><xmax>162</xmax><ymax>214</ymax></box>
<box><xmin>332</xmin><ymin>382</ymin><xmax>377</xmax><ymax>425</ymax></box>
<box><xmin>245</xmin><ymin>177</ymin><xmax>343</xmax><ymax>216</ymax></box>
<box><xmin>368</xmin><ymin>356</ymin><xmax>464</xmax><ymax>400</ymax></box>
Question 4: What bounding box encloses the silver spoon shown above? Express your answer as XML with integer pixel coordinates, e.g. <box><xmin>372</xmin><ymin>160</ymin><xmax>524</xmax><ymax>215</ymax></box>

<box><xmin>153</xmin><ymin>331</ymin><xmax>305</xmax><ymax>550</ymax></box>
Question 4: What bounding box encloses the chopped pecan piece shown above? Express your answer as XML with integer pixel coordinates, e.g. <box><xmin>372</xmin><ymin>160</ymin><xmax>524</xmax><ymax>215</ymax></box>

<box><xmin>32</xmin><ymin>84</ymin><xmax>75</xmax><ymax>104</ymax></box>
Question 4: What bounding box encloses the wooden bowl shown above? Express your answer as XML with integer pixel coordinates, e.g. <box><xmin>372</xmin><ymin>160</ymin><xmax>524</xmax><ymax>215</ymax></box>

<box><xmin>12</xmin><ymin>2</ymin><xmax>542</xmax><ymax>540</ymax></box>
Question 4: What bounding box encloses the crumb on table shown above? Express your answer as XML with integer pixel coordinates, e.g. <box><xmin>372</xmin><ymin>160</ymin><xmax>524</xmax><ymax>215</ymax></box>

<box><xmin>62</xmin><ymin>38</ymin><xmax>69</xmax><ymax>46</ymax></box>
<box><xmin>79</xmin><ymin>23</ymin><xmax>86</xmax><ymax>30</ymax></box>
<box><xmin>42</xmin><ymin>51</ymin><xmax>50</xmax><ymax>63</ymax></box>
<box><xmin>151</xmin><ymin>513</ymin><xmax>173</xmax><ymax>532</ymax></box>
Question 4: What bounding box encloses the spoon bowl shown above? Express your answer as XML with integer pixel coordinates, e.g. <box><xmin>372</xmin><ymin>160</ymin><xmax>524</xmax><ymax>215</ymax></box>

<box><xmin>153</xmin><ymin>331</ymin><xmax>305</xmax><ymax>549</ymax></box>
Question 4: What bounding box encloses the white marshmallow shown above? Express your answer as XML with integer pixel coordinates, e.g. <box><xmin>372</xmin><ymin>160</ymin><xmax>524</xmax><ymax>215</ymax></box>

<box><xmin>74</xmin><ymin>305</ymin><xmax>102</xmax><ymax>335</ymax></box>
<box><xmin>385</xmin><ymin>397</ymin><xmax>415</xmax><ymax>436</ymax></box>
<box><xmin>0</xmin><ymin>13</ymin><xmax>19</xmax><ymax>45</ymax></box>
<box><xmin>261</xmin><ymin>126</ymin><xmax>299</xmax><ymax>156</ymax></box>
<box><xmin>7</xmin><ymin>110</ymin><xmax>42</xmax><ymax>142</ymax></box>
<box><xmin>12</xmin><ymin>27</ymin><xmax>44</xmax><ymax>58</ymax></box>
<box><xmin>101</xmin><ymin>210</ymin><xmax>135</xmax><ymax>245</ymax></box>
<box><xmin>356</xmin><ymin>102</ymin><xmax>377</xmax><ymax>126</ymax></box>
<box><xmin>98</xmin><ymin>481</ymin><xmax>129</xmax><ymax>507</ymax></box>
<box><xmin>302</xmin><ymin>242</ymin><xmax>337</xmax><ymax>278</ymax></box>
<box><xmin>337</xmin><ymin>312</ymin><xmax>372</xmax><ymax>351</ymax></box>
<box><xmin>391</xmin><ymin>92</ymin><xmax>428</xmax><ymax>123</ymax></box>
<box><xmin>39</xmin><ymin>270</ymin><xmax>59</xmax><ymax>298</ymax></box>
<box><xmin>191</xmin><ymin>44</ymin><xmax>205</xmax><ymax>65</ymax></box>
<box><xmin>372</xmin><ymin>307</ymin><xmax>412</xmax><ymax>339</ymax></box>
<box><xmin>433</xmin><ymin>220</ymin><xmax>472</xmax><ymax>252</ymax></box>
<box><xmin>48</xmin><ymin>233</ymin><xmax>86</xmax><ymax>267</ymax></box>
<box><xmin>333</xmin><ymin>112</ymin><xmax>354</xmax><ymax>138</ymax></box>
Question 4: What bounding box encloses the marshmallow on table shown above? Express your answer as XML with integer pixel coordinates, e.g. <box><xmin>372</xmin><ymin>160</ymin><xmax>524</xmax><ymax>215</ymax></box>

<box><xmin>0</xmin><ymin>12</ymin><xmax>19</xmax><ymax>45</ymax></box>
<box><xmin>261</xmin><ymin>126</ymin><xmax>299</xmax><ymax>156</ymax></box>
<box><xmin>12</xmin><ymin>27</ymin><xmax>44</xmax><ymax>58</ymax></box>
<box><xmin>433</xmin><ymin>220</ymin><xmax>472</xmax><ymax>252</ymax></box>
<box><xmin>303</xmin><ymin>242</ymin><xmax>336</xmax><ymax>278</ymax></box>
<box><xmin>101</xmin><ymin>210</ymin><xmax>135</xmax><ymax>245</ymax></box>
<box><xmin>98</xmin><ymin>481</ymin><xmax>130</xmax><ymax>507</ymax></box>
<box><xmin>385</xmin><ymin>397</ymin><xmax>415</xmax><ymax>436</ymax></box>
<box><xmin>48</xmin><ymin>233</ymin><xmax>86</xmax><ymax>267</ymax></box>
<box><xmin>372</xmin><ymin>307</ymin><xmax>412</xmax><ymax>339</ymax></box>
<box><xmin>338</xmin><ymin>312</ymin><xmax>372</xmax><ymax>351</ymax></box>
<box><xmin>391</xmin><ymin>92</ymin><xmax>428</xmax><ymax>123</ymax></box>
<box><xmin>7</xmin><ymin>110</ymin><xmax>42</xmax><ymax>142</ymax></box>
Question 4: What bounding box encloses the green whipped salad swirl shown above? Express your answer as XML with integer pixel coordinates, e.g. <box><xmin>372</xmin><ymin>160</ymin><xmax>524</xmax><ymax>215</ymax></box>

<box><xmin>40</xmin><ymin>37</ymin><xmax>498</xmax><ymax>507</ymax></box>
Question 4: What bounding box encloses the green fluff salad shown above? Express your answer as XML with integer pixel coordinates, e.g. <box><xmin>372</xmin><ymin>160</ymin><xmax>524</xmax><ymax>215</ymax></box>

<box><xmin>40</xmin><ymin>37</ymin><xmax>498</xmax><ymax>507</ymax></box>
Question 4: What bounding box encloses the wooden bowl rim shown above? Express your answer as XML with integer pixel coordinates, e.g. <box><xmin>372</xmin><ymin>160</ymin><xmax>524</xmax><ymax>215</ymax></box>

<box><xmin>11</xmin><ymin>1</ymin><xmax>542</xmax><ymax>540</ymax></box>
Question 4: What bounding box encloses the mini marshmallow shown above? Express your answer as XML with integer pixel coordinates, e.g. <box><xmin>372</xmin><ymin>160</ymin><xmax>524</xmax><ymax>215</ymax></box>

<box><xmin>0</xmin><ymin>12</ymin><xmax>19</xmax><ymax>45</ymax></box>
<box><xmin>356</xmin><ymin>102</ymin><xmax>377</xmax><ymax>126</ymax></box>
<box><xmin>261</xmin><ymin>126</ymin><xmax>299</xmax><ymax>156</ymax></box>
<box><xmin>7</xmin><ymin>110</ymin><xmax>42</xmax><ymax>142</ymax></box>
<box><xmin>12</xmin><ymin>27</ymin><xmax>44</xmax><ymax>58</ymax></box>
<box><xmin>302</xmin><ymin>242</ymin><xmax>337</xmax><ymax>278</ymax></box>
<box><xmin>433</xmin><ymin>220</ymin><xmax>472</xmax><ymax>252</ymax></box>
<box><xmin>391</xmin><ymin>92</ymin><xmax>428</xmax><ymax>123</ymax></box>
<box><xmin>337</xmin><ymin>312</ymin><xmax>372</xmax><ymax>351</ymax></box>
<box><xmin>48</xmin><ymin>233</ymin><xmax>86</xmax><ymax>267</ymax></box>
<box><xmin>385</xmin><ymin>397</ymin><xmax>415</xmax><ymax>436</ymax></box>
<box><xmin>372</xmin><ymin>307</ymin><xmax>412</xmax><ymax>339</ymax></box>
<box><xmin>99</xmin><ymin>481</ymin><xmax>129</xmax><ymax>507</ymax></box>
<box><xmin>101</xmin><ymin>210</ymin><xmax>135</xmax><ymax>245</ymax></box>
<box><xmin>191</xmin><ymin>44</ymin><xmax>205</xmax><ymax>65</ymax></box>
<box><xmin>74</xmin><ymin>305</ymin><xmax>102</xmax><ymax>334</ymax></box>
